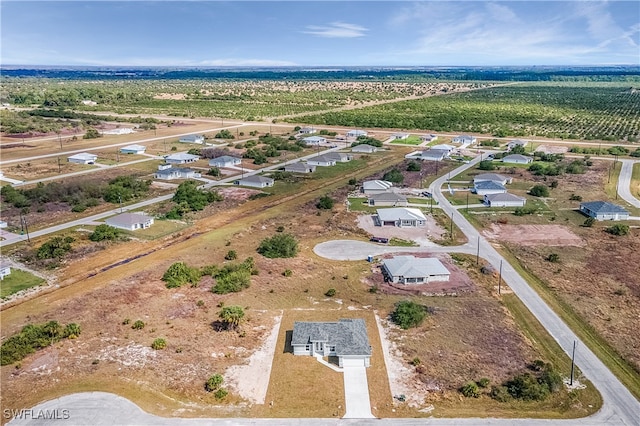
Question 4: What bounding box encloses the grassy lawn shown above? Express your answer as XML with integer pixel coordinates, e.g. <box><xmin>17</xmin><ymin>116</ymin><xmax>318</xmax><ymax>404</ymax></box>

<box><xmin>632</xmin><ymin>163</ymin><xmax>640</xmax><ymax>198</ymax></box>
<box><xmin>388</xmin><ymin>237</ymin><xmax>418</xmax><ymax>247</ymax></box>
<box><xmin>390</xmin><ymin>135</ymin><xmax>422</xmax><ymax>145</ymax></box>
<box><xmin>603</xmin><ymin>160</ymin><xmax>622</xmax><ymax>199</ymax></box>
<box><xmin>0</xmin><ymin>269</ymin><xmax>46</xmax><ymax>298</ymax></box>
<box><xmin>347</xmin><ymin>197</ymin><xmax>376</xmax><ymax>212</ymax></box>
<box><xmin>120</xmin><ymin>219</ymin><xmax>191</xmax><ymax>240</ymax></box>
<box><xmin>311</xmin><ymin>159</ymin><xmax>370</xmax><ymax>180</ymax></box>
<box><xmin>407</xmin><ymin>197</ymin><xmax>431</xmax><ymax>205</ymax></box>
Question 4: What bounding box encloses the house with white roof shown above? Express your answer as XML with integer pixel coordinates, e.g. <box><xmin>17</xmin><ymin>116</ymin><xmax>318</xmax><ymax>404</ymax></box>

<box><xmin>306</xmin><ymin>155</ymin><xmax>336</xmax><ymax>167</ymax></box>
<box><xmin>502</xmin><ymin>154</ymin><xmax>532</xmax><ymax>164</ymax></box>
<box><xmin>67</xmin><ymin>152</ymin><xmax>98</xmax><ymax>164</ymax></box>
<box><xmin>120</xmin><ymin>144</ymin><xmax>146</xmax><ymax>155</ymax></box>
<box><xmin>420</xmin><ymin>149</ymin><xmax>449</xmax><ymax>161</ymax></box>
<box><xmin>351</xmin><ymin>144</ymin><xmax>378</xmax><ymax>153</ymax></box>
<box><xmin>346</xmin><ymin>130</ymin><xmax>368</xmax><ymax>138</ymax></box>
<box><xmin>362</xmin><ymin>180</ymin><xmax>393</xmax><ymax>195</ymax></box>
<box><xmin>484</xmin><ymin>193</ymin><xmax>526</xmax><ymax>207</ymax></box>
<box><xmin>473</xmin><ymin>181</ymin><xmax>508</xmax><ymax>195</ymax></box>
<box><xmin>154</xmin><ymin>166</ymin><xmax>201</xmax><ymax>180</ymax></box>
<box><xmin>473</xmin><ymin>173</ymin><xmax>512</xmax><ymax>186</ymax></box>
<box><xmin>507</xmin><ymin>139</ymin><xmax>528</xmax><ymax>150</ymax></box>
<box><xmin>179</xmin><ymin>134</ymin><xmax>205</xmax><ymax>144</ymax></box>
<box><xmin>165</xmin><ymin>153</ymin><xmax>199</xmax><ymax>164</ymax></box>
<box><xmin>105</xmin><ymin>213</ymin><xmax>154</xmax><ymax>231</ymax></box>
<box><xmin>302</xmin><ymin>136</ymin><xmax>326</xmax><ymax>145</ymax></box>
<box><xmin>430</xmin><ymin>144</ymin><xmax>456</xmax><ymax>152</ymax></box>
<box><xmin>235</xmin><ymin>175</ymin><xmax>274</xmax><ymax>188</ymax></box>
<box><xmin>0</xmin><ymin>261</ymin><xmax>11</xmax><ymax>280</ymax></box>
<box><xmin>209</xmin><ymin>156</ymin><xmax>241</xmax><ymax>168</ymax></box>
<box><xmin>452</xmin><ymin>135</ymin><xmax>477</xmax><ymax>144</ymax></box>
<box><xmin>284</xmin><ymin>162</ymin><xmax>316</xmax><ymax>174</ymax></box>
<box><xmin>376</xmin><ymin>207</ymin><xmax>427</xmax><ymax>227</ymax></box>
<box><xmin>382</xmin><ymin>255</ymin><xmax>450</xmax><ymax>284</ymax></box>
<box><xmin>298</xmin><ymin>127</ymin><xmax>316</xmax><ymax>135</ymax></box>
<box><xmin>324</xmin><ymin>152</ymin><xmax>353</xmax><ymax>163</ymax></box>
<box><xmin>392</xmin><ymin>133</ymin><xmax>409</xmax><ymax>140</ymax></box>
<box><xmin>102</xmin><ymin>128</ymin><xmax>134</xmax><ymax>135</ymax></box>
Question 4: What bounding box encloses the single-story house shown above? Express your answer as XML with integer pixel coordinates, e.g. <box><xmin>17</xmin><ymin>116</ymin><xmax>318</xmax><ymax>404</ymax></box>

<box><xmin>324</xmin><ymin>152</ymin><xmax>353</xmax><ymax>163</ymax></box>
<box><xmin>120</xmin><ymin>144</ymin><xmax>146</xmax><ymax>155</ymax></box>
<box><xmin>102</xmin><ymin>128</ymin><xmax>134</xmax><ymax>135</ymax></box>
<box><xmin>368</xmin><ymin>192</ymin><xmax>408</xmax><ymax>207</ymax></box>
<box><xmin>392</xmin><ymin>133</ymin><xmax>409</xmax><ymax>140</ymax></box>
<box><xmin>502</xmin><ymin>154</ymin><xmax>532</xmax><ymax>164</ymax></box>
<box><xmin>0</xmin><ymin>261</ymin><xmax>11</xmax><ymax>280</ymax></box>
<box><xmin>473</xmin><ymin>181</ymin><xmax>508</xmax><ymax>195</ymax></box>
<box><xmin>484</xmin><ymin>193</ymin><xmax>527</xmax><ymax>207</ymax></box>
<box><xmin>302</xmin><ymin>136</ymin><xmax>326</xmax><ymax>145</ymax></box>
<box><xmin>209</xmin><ymin>155</ymin><xmax>241</xmax><ymax>168</ymax></box>
<box><xmin>105</xmin><ymin>213</ymin><xmax>154</xmax><ymax>231</ymax></box>
<box><xmin>235</xmin><ymin>175</ymin><xmax>274</xmax><ymax>188</ymax></box>
<box><xmin>382</xmin><ymin>255</ymin><xmax>450</xmax><ymax>284</ymax></box>
<box><xmin>420</xmin><ymin>134</ymin><xmax>438</xmax><ymax>143</ymax></box>
<box><xmin>473</xmin><ymin>173</ymin><xmax>512</xmax><ymax>186</ymax></box>
<box><xmin>351</xmin><ymin>144</ymin><xmax>377</xmax><ymax>153</ymax></box>
<box><xmin>0</xmin><ymin>220</ymin><xmax>7</xmax><ymax>228</ymax></box>
<box><xmin>452</xmin><ymin>135</ymin><xmax>477</xmax><ymax>144</ymax></box>
<box><xmin>67</xmin><ymin>152</ymin><xmax>98</xmax><ymax>164</ymax></box>
<box><xmin>165</xmin><ymin>153</ymin><xmax>199</xmax><ymax>164</ymax></box>
<box><xmin>376</xmin><ymin>207</ymin><xmax>427</xmax><ymax>227</ymax></box>
<box><xmin>420</xmin><ymin>148</ymin><xmax>449</xmax><ymax>161</ymax></box>
<box><xmin>580</xmin><ymin>201</ymin><xmax>630</xmax><ymax>221</ymax></box>
<box><xmin>292</xmin><ymin>318</ymin><xmax>372</xmax><ymax>368</ymax></box>
<box><xmin>298</xmin><ymin>127</ymin><xmax>316</xmax><ymax>135</ymax></box>
<box><xmin>362</xmin><ymin>180</ymin><xmax>393</xmax><ymax>195</ymax></box>
<box><xmin>81</xmin><ymin>100</ymin><xmax>97</xmax><ymax>106</ymax></box>
<box><xmin>154</xmin><ymin>167</ymin><xmax>201</xmax><ymax>180</ymax></box>
<box><xmin>430</xmin><ymin>144</ymin><xmax>456</xmax><ymax>153</ymax></box>
<box><xmin>507</xmin><ymin>139</ymin><xmax>528</xmax><ymax>150</ymax></box>
<box><xmin>284</xmin><ymin>162</ymin><xmax>316</xmax><ymax>174</ymax></box>
<box><xmin>346</xmin><ymin>130</ymin><xmax>368</xmax><ymax>138</ymax></box>
<box><xmin>306</xmin><ymin>155</ymin><xmax>336</xmax><ymax>167</ymax></box>
<box><xmin>179</xmin><ymin>134</ymin><xmax>205</xmax><ymax>144</ymax></box>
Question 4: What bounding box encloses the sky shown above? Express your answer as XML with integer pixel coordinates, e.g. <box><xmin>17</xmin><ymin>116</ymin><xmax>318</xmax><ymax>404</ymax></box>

<box><xmin>1</xmin><ymin>1</ymin><xmax>639</xmax><ymax>67</ymax></box>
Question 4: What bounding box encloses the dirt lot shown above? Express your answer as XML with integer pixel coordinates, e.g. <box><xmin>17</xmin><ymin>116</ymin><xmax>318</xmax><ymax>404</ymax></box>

<box><xmin>483</xmin><ymin>224</ymin><xmax>585</xmax><ymax>247</ymax></box>
<box><xmin>357</xmin><ymin>214</ymin><xmax>446</xmax><ymax>245</ymax></box>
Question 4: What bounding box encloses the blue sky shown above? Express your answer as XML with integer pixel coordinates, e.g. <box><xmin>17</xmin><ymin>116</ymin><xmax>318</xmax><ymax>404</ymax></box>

<box><xmin>1</xmin><ymin>1</ymin><xmax>639</xmax><ymax>66</ymax></box>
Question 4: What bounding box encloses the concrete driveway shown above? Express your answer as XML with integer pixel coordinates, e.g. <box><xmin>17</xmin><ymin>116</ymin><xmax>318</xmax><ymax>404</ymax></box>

<box><xmin>342</xmin><ymin>365</ymin><xmax>375</xmax><ymax>419</ymax></box>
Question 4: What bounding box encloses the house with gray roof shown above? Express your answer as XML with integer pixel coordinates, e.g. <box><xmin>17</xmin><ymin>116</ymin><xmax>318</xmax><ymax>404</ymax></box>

<box><xmin>351</xmin><ymin>144</ymin><xmax>377</xmax><ymax>153</ymax></box>
<box><xmin>420</xmin><ymin>148</ymin><xmax>448</xmax><ymax>161</ymax></box>
<box><xmin>67</xmin><ymin>152</ymin><xmax>97</xmax><ymax>164</ymax></box>
<box><xmin>154</xmin><ymin>167</ymin><xmax>201</xmax><ymax>180</ymax></box>
<box><xmin>392</xmin><ymin>133</ymin><xmax>409</xmax><ymax>140</ymax></box>
<box><xmin>0</xmin><ymin>260</ymin><xmax>11</xmax><ymax>280</ymax></box>
<box><xmin>165</xmin><ymin>153</ymin><xmax>199</xmax><ymax>164</ymax></box>
<box><xmin>209</xmin><ymin>155</ymin><xmax>241</xmax><ymax>168</ymax></box>
<box><xmin>235</xmin><ymin>175</ymin><xmax>274</xmax><ymax>188</ymax></box>
<box><xmin>284</xmin><ymin>162</ymin><xmax>316</xmax><ymax>174</ymax></box>
<box><xmin>306</xmin><ymin>155</ymin><xmax>336</xmax><ymax>167</ymax></box>
<box><xmin>420</xmin><ymin>134</ymin><xmax>438</xmax><ymax>143</ymax></box>
<box><xmin>105</xmin><ymin>213</ymin><xmax>154</xmax><ymax>231</ymax></box>
<box><xmin>473</xmin><ymin>173</ymin><xmax>512</xmax><ymax>186</ymax></box>
<box><xmin>120</xmin><ymin>144</ymin><xmax>146</xmax><ymax>155</ymax></box>
<box><xmin>179</xmin><ymin>134</ymin><xmax>205</xmax><ymax>144</ymax></box>
<box><xmin>382</xmin><ymin>255</ymin><xmax>450</xmax><ymax>284</ymax></box>
<box><xmin>502</xmin><ymin>154</ymin><xmax>532</xmax><ymax>164</ymax></box>
<box><xmin>368</xmin><ymin>192</ymin><xmax>408</xmax><ymax>207</ymax></box>
<box><xmin>291</xmin><ymin>318</ymin><xmax>372</xmax><ymax>367</ymax></box>
<box><xmin>507</xmin><ymin>139</ymin><xmax>528</xmax><ymax>150</ymax></box>
<box><xmin>298</xmin><ymin>126</ymin><xmax>316</xmax><ymax>135</ymax></box>
<box><xmin>452</xmin><ymin>135</ymin><xmax>477</xmax><ymax>144</ymax></box>
<box><xmin>473</xmin><ymin>180</ymin><xmax>508</xmax><ymax>195</ymax></box>
<box><xmin>324</xmin><ymin>152</ymin><xmax>353</xmax><ymax>163</ymax></box>
<box><xmin>430</xmin><ymin>144</ymin><xmax>456</xmax><ymax>153</ymax></box>
<box><xmin>362</xmin><ymin>180</ymin><xmax>393</xmax><ymax>195</ymax></box>
<box><xmin>376</xmin><ymin>207</ymin><xmax>427</xmax><ymax>227</ymax></box>
<box><xmin>302</xmin><ymin>136</ymin><xmax>326</xmax><ymax>145</ymax></box>
<box><xmin>484</xmin><ymin>193</ymin><xmax>526</xmax><ymax>207</ymax></box>
<box><xmin>346</xmin><ymin>129</ymin><xmax>368</xmax><ymax>138</ymax></box>
<box><xmin>580</xmin><ymin>201</ymin><xmax>630</xmax><ymax>221</ymax></box>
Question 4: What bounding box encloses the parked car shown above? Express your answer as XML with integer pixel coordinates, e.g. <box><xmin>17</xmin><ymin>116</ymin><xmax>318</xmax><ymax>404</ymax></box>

<box><xmin>370</xmin><ymin>237</ymin><xmax>389</xmax><ymax>244</ymax></box>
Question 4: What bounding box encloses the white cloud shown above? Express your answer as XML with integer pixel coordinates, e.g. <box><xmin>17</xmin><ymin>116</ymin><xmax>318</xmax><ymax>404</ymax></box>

<box><xmin>303</xmin><ymin>22</ymin><xmax>368</xmax><ymax>38</ymax></box>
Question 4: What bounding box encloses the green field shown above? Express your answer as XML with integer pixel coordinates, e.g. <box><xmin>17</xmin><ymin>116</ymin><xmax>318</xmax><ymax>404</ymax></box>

<box><xmin>390</xmin><ymin>135</ymin><xmax>422</xmax><ymax>145</ymax></box>
<box><xmin>0</xmin><ymin>269</ymin><xmax>46</xmax><ymax>298</ymax></box>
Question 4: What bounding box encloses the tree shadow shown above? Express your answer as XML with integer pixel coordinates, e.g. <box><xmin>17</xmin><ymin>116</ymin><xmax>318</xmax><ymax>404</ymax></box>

<box><xmin>283</xmin><ymin>330</ymin><xmax>293</xmax><ymax>353</ymax></box>
<box><xmin>211</xmin><ymin>320</ymin><xmax>227</xmax><ymax>332</ymax></box>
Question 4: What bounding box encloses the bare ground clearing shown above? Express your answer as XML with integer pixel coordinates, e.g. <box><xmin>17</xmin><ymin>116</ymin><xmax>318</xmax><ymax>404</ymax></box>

<box><xmin>483</xmin><ymin>224</ymin><xmax>585</xmax><ymax>247</ymax></box>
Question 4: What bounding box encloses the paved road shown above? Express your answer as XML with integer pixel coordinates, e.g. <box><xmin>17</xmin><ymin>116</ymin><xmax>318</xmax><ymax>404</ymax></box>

<box><xmin>617</xmin><ymin>159</ymin><xmax>640</xmax><ymax>208</ymax></box>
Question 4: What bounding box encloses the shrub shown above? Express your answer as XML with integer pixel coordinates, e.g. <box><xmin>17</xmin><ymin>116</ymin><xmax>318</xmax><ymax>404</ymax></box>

<box><xmin>569</xmin><ymin>194</ymin><xmax>583</xmax><ymax>201</ymax></box>
<box><xmin>406</xmin><ymin>161</ymin><xmax>421</xmax><ymax>172</ymax></box>
<box><xmin>478</xmin><ymin>160</ymin><xmax>496</xmax><ymax>171</ymax></box>
<box><xmin>506</xmin><ymin>373</ymin><xmax>549</xmax><ymax>401</ymax></box>
<box><xmin>513</xmin><ymin>205</ymin><xmax>536</xmax><ymax>216</ymax></box>
<box><xmin>276</xmin><ymin>225</ymin><xmax>285</xmax><ymax>233</ymax></box>
<box><xmin>89</xmin><ymin>224</ymin><xmax>121</xmax><ymax>242</ymax></box>
<box><xmin>583</xmin><ymin>217</ymin><xmax>596</xmax><ymax>227</ymax></box>
<box><xmin>162</xmin><ymin>262</ymin><xmax>202</xmax><ymax>288</ymax></box>
<box><xmin>83</xmin><ymin>128</ymin><xmax>101</xmax><ymax>139</ymax></box>
<box><xmin>37</xmin><ymin>236</ymin><xmax>75</xmax><ymax>259</ymax></box>
<box><xmin>214</xmin><ymin>388</ymin><xmax>229</xmax><ymax>400</ymax></box>
<box><xmin>411</xmin><ymin>357</ymin><xmax>421</xmax><ymax>366</ymax></box>
<box><xmin>348</xmin><ymin>178</ymin><xmax>357</xmax><ymax>186</ymax></box>
<box><xmin>1</xmin><ymin>321</ymin><xmax>80</xmax><ymax>365</ymax></box>
<box><xmin>151</xmin><ymin>338</ymin><xmax>167</xmax><ymax>350</ymax></box>
<box><xmin>490</xmin><ymin>385</ymin><xmax>511</xmax><ymax>402</ymax></box>
<box><xmin>546</xmin><ymin>253</ymin><xmax>560</xmax><ymax>263</ymax></box>
<box><xmin>282</xmin><ymin>269</ymin><xmax>292</xmax><ymax>277</ymax></box>
<box><xmin>529</xmin><ymin>184</ymin><xmax>549</xmax><ymax>197</ymax></box>
<box><xmin>218</xmin><ymin>305</ymin><xmax>245</xmax><ymax>330</ymax></box>
<box><xmin>212</xmin><ymin>269</ymin><xmax>251</xmax><ymax>294</ymax></box>
<box><xmin>132</xmin><ymin>320</ymin><xmax>145</xmax><ymax>330</ymax></box>
<box><xmin>122</xmin><ymin>318</ymin><xmax>130</xmax><ymax>325</ymax></box>
<box><xmin>478</xmin><ymin>378</ymin><xmax>490</xmax><ymax>388</ymax></box>
<box><xmin>257</xmin><ymin>233</ymin><xmax>298</xmax><ymax>258</ymax></box>
<box><xmin>205</xmin><ymin>374</ymin><xmax>224</xmax><ymax>392</ymax></box>
<box><xmin>62</xmin><ymin>323</ymin><xmax>81</xmax><ymax>339</ymax></box>
<box><xmin>224</xmin><ymin>250</ymin><xmax>237</xmax><ymax>261</ymax></box>
<box><xmin>606</xmin><ymin>224</ymin><xmax>629</xmax><ymax>236</ymax></box>
<box><xmin>324</xmin><ymin>288</ymin><xmax>336</xmax><ymax>297</ymax></box>
<box><xmin>316</xmin><ymin>195</ymin><xmax>334</xmax><ymax>210</ymax></box>
<box><xmin>382</xmin><ymin>169</ymin><xmax>404</xmax><ymax>184</ymax></box>
<box><xmin>207</xmin><ymin>167</ymin><xmax>221</xmax><ymax>177</ymax></box>
<box><xmin>460</xmin><ymin>381</ymin><xmax>480</xmax><ymax>398</ymax></box>
<box><xmin>391</xmin><ymin>301</ymin><xmax>427</xmax><ymax>329</ymax></box>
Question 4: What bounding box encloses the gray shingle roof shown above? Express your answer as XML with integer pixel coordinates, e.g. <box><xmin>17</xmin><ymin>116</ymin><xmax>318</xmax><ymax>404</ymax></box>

<box><xmin>284</xmin><ymin>162</ymin><xmax>315</xmax><ymax>173</ymax></box>
<box><xmin>369</xmin><ymin>192</ymin><xmax>407</xmax><ymax>202</ymax></box>
<box><xmin>484</xmin><ymin>193</ymin><xmax>526</xmax><ymax>203</ymax></box>
<box><xmin>383</xmin><ymin>256</ymin><xmax>450</xmax><ymax>279</ymax></box>
<box><xmin>580</xmin><ymin>201</ymin><xmax>629</xmax><ymax>214</ymax></box>
<box><xmin>292</xmin><ymin>319</ymin><xmax>371</xmax><ymax>356</ymax></box>
<box><xmin>106</xmin><ymin>213</ymin><xmax>153</xmax><ymax>228</ymax></box>
<box><xmin>474</xmin><ymin>173</ymin><xmax>509</xmax><ymax>183</ymax></box>
<box><xmin>502</xmin><ymin>154</ymin><xmax>531</xmax><ymax>162</ymax></box>
<box><xmin>474</xmin><ymin>181</ymin><xmax>507</xmax><ymax>191</ymax></box>
<box><xmin>239</xmin><ymin>175</ymin><xmax>274</xmax><ymax>184</ymax></box>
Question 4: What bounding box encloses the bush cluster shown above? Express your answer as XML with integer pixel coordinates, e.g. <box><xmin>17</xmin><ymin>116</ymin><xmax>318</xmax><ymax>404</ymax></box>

<box><xmin>1</xmin><ymin>321</ymin><xmax>81</xmax><ymax>365</ymax></box>
<box><xmin>391</xmin><ymin>300</ymin><xmax>427</xmax><ymax>330</ymax></box>
<box><xmin>162</xmin><ymin>262</ymin><xmax>202</xmax><ymax>288</ymax></box>
<box><xmin>207</xmin><ymin>257</ymin><xmax>257</xmax><ymax>294</ymax></box>
<box><xmin>257</xmin><ymin>233</ymin><xmax>298</xmax><ymax>258</ymax></box>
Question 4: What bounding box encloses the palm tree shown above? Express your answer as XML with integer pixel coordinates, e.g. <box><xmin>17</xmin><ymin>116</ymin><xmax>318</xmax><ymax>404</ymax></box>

<box><xmin>218</xmin><ymin>306</ymin><xmax>245</xmax><ymax>331</ymax></box>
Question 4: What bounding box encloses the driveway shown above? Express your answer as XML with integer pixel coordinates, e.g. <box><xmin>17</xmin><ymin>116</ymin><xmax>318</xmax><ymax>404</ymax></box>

<box><xmin>342</xmin><ymin>365</ymin><xmax>375</xmax><ymax>419</ymax></box>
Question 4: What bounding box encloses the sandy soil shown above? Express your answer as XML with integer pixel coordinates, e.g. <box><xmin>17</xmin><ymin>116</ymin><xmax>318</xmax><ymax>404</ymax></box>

<box><xmin>356</xmin><ymin>214</ymin><xmax>446</xmax><ymax>246</ymax></box>
<box><xmin>483</xmin><ymin>224</ymin><xmax>585</xmax><ymax>246</ymax></box>
<box><xmin>535</xmin><ymin>144</ymin><xmax>569</xmax><ymax>154</ymax></box>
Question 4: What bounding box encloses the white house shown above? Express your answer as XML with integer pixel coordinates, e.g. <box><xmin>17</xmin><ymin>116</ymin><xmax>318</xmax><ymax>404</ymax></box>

<box><xmin>67</xmin><ymin>152</ymin><xmax>97</xmax><ymax>164</ymax></box>
<box><xmin>430</xmin><ymin>144</ymin><xmax>456</xmax><ymax>153</ymax></box>
<box><xmin>154</xmin><ymin>167</ymin><xmax>201</xmax><ymax>180</ymax></box>
<box><xmin>324</xmin><ymin>152</ymin><xmax>353</xmax><ymax>163</ymax></box>
<box><xmin>473</xmin><ymin>173</ymin><xmax>512</xmax><ymax>186</ymax></box>
<box><xmin>376</xmin><ymin>207</ymin><xmax>427</xmax><ymax>227</ymax></box>
<box><xmin>420</xmin><ymin>148</ymin><xmax>449</xmax><ymax>161</ymax></box>
<box><xmin>580</xmin><ymin>201</ymin><xmax>630</xmax><ymax>221</ymax></box>
<box><xmin>179</xmin><ymin>134</ymin><xmax>205</xmax><ymax>144</ymax></box>
<box><xmin>420</xmin><ymin>134</ymin><xmax>438</xmax><ymax>143</ymax></box>
<box><xmin>507</xmin><ymin>139</ymin><xmax>528</xmax><ymax>150</ymax></box>
<box><xmin>284</xmin><ymin>162</ymin><xmax>316</xmax><ymax>174</ymax></box>
<box><xmin>452</xmin><ymin>135</ymin><xmax>477</xmax><ymax>144</ymax></box>
<box><xmin>298</xmin><ymin>127</ymin><xmax>316</xmax><ymax>135</ymax></box>
<box><xmin>368</xmin><ymin>192</ymin><xmax>408</xmax><ymax>207</ymax></box>
<box><xmin>81</xmin><ymin>100</ymin><xmax>97</xmax><ymax>106</ymax></box>
<box><xmin>165</xmin><ymin>153</ymin><xmax>199</xmax><ymax>164</ymax></box>
<box><xmin>502</xmin><ymin>154</ymin><xmax>532</xmax><ymax>164</ymax></box>
<box><xmin>473</xmin><ymin>181</ymin><xmax>508</xmax><ymax>195</ymax></box>
<box><xmin>346</xmin><ymin>130</ymin><xmax>368</xmax><ymax>138</ymax></box>
<box><xmin>391</xmin><ymin>133</ymin><xmax>410</xmax><ymax>140</ymax></box>
<box><xmin>362</xmin><ymin>180</ymin><xmax>393</xmax><ymax>195</ymax></box>
<box><xmin>351</xmin><ymin>144</ymin><xmax>377</xmax><ymax>153</ymax></box>
<box><xmin>484</xmin><ymin>193</ymin><xmax>526</xmax><ymax>207</ymax></box>
<box><xmin>105</xmin><ymin>213</ymin><xmax>154</xmax><ymax>231</ymax></box>
<box><xmin>306</xmin><ymin>155</ymin><xmax>336</xmax><ymax>167</ymax></box>
<box><xmin>120</xmin><ymin>144</ymin><xmax>146</xmax><ymax>155</ymax></box>
<box><xmin>102</xmin><ymin>128</ymin><xmax>134</xmax><ymax>135</ymax></box>
<box><xmin>0</xmin><ymin>261</ymin><xmax>11</xmax><ymax>280</ymax></box>
<box><xmin>209</xmin><ymin>155</ymin><xmax>241</xmax><ymax>168</ymax></box>
<box><xmin>292</xmin><ymin>319</ymin><xmax>372</xmax><ymax>367</ymax></box>
<box><xmin>382</xmin><ymin>255</ymin><xmax>450</xmax><ymax>284</ymax></box>
<box><xmin>235</xmin><ymin>175</ymin><xmax>274</xmax><ymax>188</ymax></box>
<box><xmin>302</xmin><ymin>136</ymin><xmax>326</xmax><ymax>145</ymax></box>
<box><xmin>0</xmin><ymin>220</ymin><xmax>7</xmax><ymax>229</ymax></box>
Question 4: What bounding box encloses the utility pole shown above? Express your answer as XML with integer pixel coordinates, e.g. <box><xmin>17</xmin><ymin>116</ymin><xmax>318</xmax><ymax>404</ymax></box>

<box><xmin>116</xmin><ymin>150</ymin><xmax>120</xmax><ymax>163</ymax></box>
<box><xmin>466</xmin><ymin>192</ymin><xmax>469</xmax><ymax>212</ymax></box>
<box><xmin>21</xmin><ymin>213</ymin><xmax>31</xmax><ymax>243</ymax></box>
<box><xmin>57</xmin><ymin>157</ymin><xmax>61</xmax><ymax>174</ymax></box>
<box><xmin>118</xmin><ymin>194</ymin><xmax>123</xmax><ymax>213</ymax></box>
<box><xmin>58</xmin><ymin>132</ymin><xmax>62</xmax><ymax>150</ymax></box>
<box><xmin>498</xmin><ymin>260</ymin><xmax>503</xmax><ymax>295</ymax></box>
<box><xmin>430</xmin><ymin>196</ymin><xmax>433</xmax><ymax>214</ymax></box>
<box><xmin>476</xmin><ymin>236</ymin><xmax>480</xmax><ymax>265</ymax></box>
<box><xmin>570</xmin><ymin>340</ymin><xmax>577</xmax><ymax>386</ymax></box>
<box><xmin>450</xmin><ymin>212</ymin><xmax>454</xmax><ymax>240</ymax></box>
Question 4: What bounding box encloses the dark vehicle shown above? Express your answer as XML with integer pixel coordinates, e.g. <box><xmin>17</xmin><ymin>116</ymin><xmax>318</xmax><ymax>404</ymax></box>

<box><xmin>421</xmin><ymin>191</ymin><xmax>432</xmax><ymax>198</ymax></box>
<box><xmin>370</xmin><ymin>237</ymin><xmax>389</xmax><ymax>244</ymax></box>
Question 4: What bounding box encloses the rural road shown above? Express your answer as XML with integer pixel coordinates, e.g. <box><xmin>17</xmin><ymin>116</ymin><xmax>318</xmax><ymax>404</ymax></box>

<box><xmin>617</xmin><ymin>159</ymin><xmax>640</xmax><ymax>208</ymax></box>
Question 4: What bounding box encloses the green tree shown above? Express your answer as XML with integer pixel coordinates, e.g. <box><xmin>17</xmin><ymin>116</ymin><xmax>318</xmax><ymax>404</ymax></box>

<box><xmin>257</xmin><ymin>233</ymin><xmax>298</xmax><ymax>258</ymax></box>
<box><xmin>219</xmin><ymin>305</ymin><xmax>245</xmax><ymax>330</ymax></box>
<box><xmin>382</xmin><ymin>169</ymin><xmax>404</xmax><ymax>184</ymax></box>
<box><xmin>391</xmin><ymin>301</ymin><xmax>427</xmax><ymax>329</ymax></box>
<box><xmin>162</xmin><ymin>262</ymin><xmax>202</xmax><ymax>288</ymax></box>
<box><xmin>207</xmin><ymin>167</ymin><xmax>221</xmax><ymax>177</ymax></box>
<box><xmin>478</xmin><ymin>160</ymin><xmax>496</xmax><ymax>171</ymax></box>
<box><xmin>172</xmin><ymin>181</ymin><xmax>223</xmax><ymax>214</ymax></box>
<box><xmin>63</xmin><ymin>323</ymin><xmax>81</xmax><ymax>339</ymax></box>
<box><xmin>37</xmin><ymin>236</ymin><xmax>75</xmax><ymax>259</ymax></box>
<box><xmin>529</xmin><ymin>184</ymin><xmax>549</xmax><ymax>197</ymax></box>
<box><xmin>83</xmin><ymin>128</ymin><xmax>101</xmax><ymax>139</ymax></box>
<box><xmin>225</xmin><ymin>250</ymin><xmax>237</xmax><ymax>260</ymax></box>
<box><xmin>205</xmin><ymin>374</ymin><xmax>224</xmax><ymax>392</ymax></box>
<box><xmin>606</xmin><ymin>223</ymin><xmax>629</xmax><ymax>236</ymax></box>
<box><xmin>316</xmin><ymin>195</ymin><xmax>334</xmax><ymax>210</ymax></box>
<box><xmin>89</xmin><ymin>224</ymin><xmax>121</xmax><ymax>242</ymax></box>
<box><xmin>406</xmin><ymin>161</ymin><xmax>421</xmax><ymax>172</ymax></box>
<box><xmin>461</xmin><ymin>381</ymin><xmax>480</xmax><ymax>398</ymax></box>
